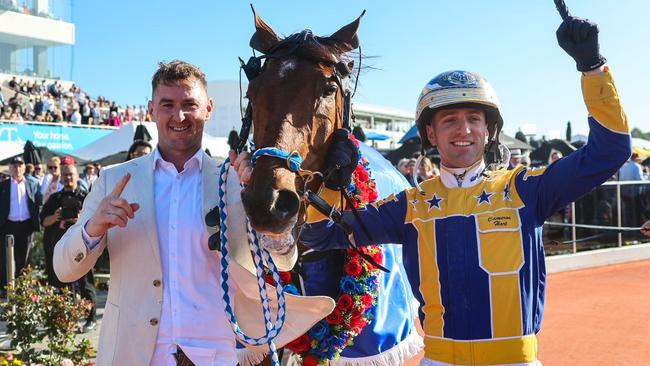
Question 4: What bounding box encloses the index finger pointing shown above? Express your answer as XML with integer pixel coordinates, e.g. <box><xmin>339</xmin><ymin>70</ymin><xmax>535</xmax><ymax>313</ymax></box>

<box><xmin>554</xmin><ymin>0</ymin><xmax>571</xmax><ymax>21</ymax></box>
<box><xmin>112</xmin><ymin>173</ymin><xmax>132</xmax><ymax>197</ymax></box>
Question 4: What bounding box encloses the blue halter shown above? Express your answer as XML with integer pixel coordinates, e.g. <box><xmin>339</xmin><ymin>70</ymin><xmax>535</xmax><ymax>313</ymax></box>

<box><xmin>251</xmin><ymin>147</ymin><xmax>303</xmax><ymax>173</ymax></box>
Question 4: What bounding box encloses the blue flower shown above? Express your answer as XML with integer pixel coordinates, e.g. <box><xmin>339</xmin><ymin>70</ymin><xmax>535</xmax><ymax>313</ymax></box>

<box><xmin>332</xmin><ymin>334</ymin><xmax>348</xmax><ymax>347</ymax></box>
<box><xmin>354</xmin><ymin>281</ymin><xmax>367</xmax><ymax>293</ymax></box>
<box><xmin>364</xmin><ymin>276</ymin><xmax>378</xmax><ymax>291</ymax></box>
<box><xmin>340</xmin><ymin>276</ymin><xmax>357</xmax><ymax>293</ymax></box>
<box><xmin>309</xmin><ymin>320</ymin><xmax>330</xmax><ymax>341</ymax></box>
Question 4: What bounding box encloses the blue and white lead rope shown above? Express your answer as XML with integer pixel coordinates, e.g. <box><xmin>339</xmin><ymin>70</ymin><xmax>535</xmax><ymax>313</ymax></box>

<box><xmin>218</xmin><ymin>157</ymin><xmax>288</xmax><ymax>366</ymax></box>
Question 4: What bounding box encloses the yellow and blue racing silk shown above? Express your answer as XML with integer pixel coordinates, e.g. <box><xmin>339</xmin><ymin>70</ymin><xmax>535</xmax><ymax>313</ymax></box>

<box><xmin>301</xmin><ymin>68</ymin><xmax>631</xmax><ymax>365</ymax></box>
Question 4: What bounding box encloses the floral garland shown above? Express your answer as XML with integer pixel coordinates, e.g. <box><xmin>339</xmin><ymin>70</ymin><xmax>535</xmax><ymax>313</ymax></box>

<box><xmin>278</xmin><ymin>136</ymin><xmax>384</xmax><ymax>365</ymax></box>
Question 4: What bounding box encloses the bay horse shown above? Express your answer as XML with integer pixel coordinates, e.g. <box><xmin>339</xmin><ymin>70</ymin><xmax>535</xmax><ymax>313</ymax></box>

<box><xmin>237</xmin><ymin>9</ymin><xmax>422</xmax><ymax>366</ymax></box>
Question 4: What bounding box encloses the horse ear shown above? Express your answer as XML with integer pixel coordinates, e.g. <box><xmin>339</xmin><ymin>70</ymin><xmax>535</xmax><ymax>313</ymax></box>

<box><xmin>328</xmin><ymin>10</ymin><xmax>365</xmax><ymax>53</ymax></box>
<box><xmin>249</xmin><ymin>5</ymin><xmax>282</xmax><ymax>54</ymax></box>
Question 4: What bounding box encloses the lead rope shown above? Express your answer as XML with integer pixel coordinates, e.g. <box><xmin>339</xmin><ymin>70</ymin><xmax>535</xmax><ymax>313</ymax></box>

<box><xmin>218</xmin><ymin>158</ymin><xmax>286</xmax><ymax>366</ymax></box>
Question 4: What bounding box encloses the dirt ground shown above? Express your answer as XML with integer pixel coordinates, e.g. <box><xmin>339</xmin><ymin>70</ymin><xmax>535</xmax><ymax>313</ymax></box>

<box><xmin>405</xmin><ymin>260</ymin><xmax>650</xmax><ymax>366</ymax></box>
<box><xmin>537</xmin><ymin>260</ymin><xmax>650</xmax><ymax>365</ymax></box>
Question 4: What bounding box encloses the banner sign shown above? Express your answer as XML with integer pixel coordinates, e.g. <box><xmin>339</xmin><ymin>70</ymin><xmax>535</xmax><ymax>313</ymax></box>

<box><xmin>0</xmin><ymin>122</ymin><xmax>113</xmax><ymax>153</ymax></box>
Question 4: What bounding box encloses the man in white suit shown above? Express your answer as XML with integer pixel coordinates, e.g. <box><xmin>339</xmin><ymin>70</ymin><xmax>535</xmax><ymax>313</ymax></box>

<box><xmin>54</xmin><ymin>60</ymin><xmax>237</xmax><ymax>365</ymax></box>
<box><xmin>55</xmin><ymin>60</ymin><xmax>334</xmax><ymax>366</ymax></box>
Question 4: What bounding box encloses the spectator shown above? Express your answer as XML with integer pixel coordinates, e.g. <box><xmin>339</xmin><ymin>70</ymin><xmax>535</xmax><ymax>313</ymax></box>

<box><xmin>33</xmin><ymin>163</ymin><xmax>45</xmax><ymax>185</ymax></box>
<box><xmin>0</xmin><ymin>156</ymin><xmax>41</xmax><ymax>298</ymax></box>
<box><xmin>40</xmin><ymin>163</ymin><xmax>97</xmax><ymax>332</ymax></box>
<box><xmin>24</xmin><ymin>163</ymin><xmax>39</xmax><ymax>186</ymax></box>
<box><xmin>417</xmin><ymin>156</ymin><xmax>436</xmax><ymax>181</ymax></box>
<box><xmin>41</xmin><ymin>156</ymin><xmax>63</xmax><ymax>203</ymax></box>
<box><xmin>107</xmin><ymin>111</ymin><xmax>121</xmax><ymax>127</ymax></box>
<box><xmin>109</xmin><ymin>100</ymin><xmax>119</xmax><ymax>116</ymax></box>
<box><xmin>89</xmin><ymin>101</ymin><xmax>100</xmax><ymax>125</ymax></box>
<box><xmin>80</xmin><ymin>164</ymin><xmax>98</xmax><ymax>187</ymax></box>
<box><xmin>81</xmin><ymin>98</ymin><xmax>91</xmax><ymax>125</ymax></box>
<box><xmin>509</xmin><ymin>149</ymin><xmax>523</xmax><ymax>169</ymax></box>
<box><xmin>619</xmin><ymin>152</ymin><xmax>644</xmax><ymax>181</ymax></box>
<box><xmin>619</xmin><ymin>152</ymin><xmax>646</xmax><ymax>226</ymax></box>
<box><xmin>521</xmin><ymin>155</ymin><xmax>531</xmax><ymax>167</ymax></box>
<box><xmin>125</xmin><ymin>104</ymin><xmax>134</xmax><ymax>123</ymax></box>
<box><xmin>69</xmin><ymin>108</ymin><xmax>82</xmax><ymax>125</ymax></box>
<box><xmin>34</xmin><ymin>96</ymin><xmax>45</xmax><ymax>117</ymax></box>
<box><xmin>8</xmin><ymin>76</ymin><xmax>17</xmax><ymax>90</ymax></box>
<box><xmin>404</xmin><ymin>158</ymin><xmax>417</xmax><ymax>186</ymax></box>
<box><xmin>550</xmin><ymin>151</ymin><xmax>563</xmax><ymax>164</ymax></box>
<box><xmin>126</xmin><ymin>140</ymin><xmax>153</xmax><ymax>161</ymax></box>
<box><xmin>137</xmin><ymin>105</ymin><xmax>146</xmax><ymax>121</ymax></box>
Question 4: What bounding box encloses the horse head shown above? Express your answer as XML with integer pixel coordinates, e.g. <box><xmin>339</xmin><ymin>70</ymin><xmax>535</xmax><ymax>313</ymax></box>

<box><xmin>241</xmin><ymin>9</ymin><xmax>363</xmax><ymax>236</ymax></box>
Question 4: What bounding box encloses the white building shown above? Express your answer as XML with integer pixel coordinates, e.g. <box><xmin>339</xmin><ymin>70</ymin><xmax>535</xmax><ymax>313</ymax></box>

<box><xmin>0</xmin><ymin>0</ymin><xmax>74</xmax><ymax>78</ymax></box>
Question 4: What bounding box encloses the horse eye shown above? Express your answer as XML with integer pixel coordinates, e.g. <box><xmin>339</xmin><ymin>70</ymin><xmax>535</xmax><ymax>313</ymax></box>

<box><xmin>323</xmin><ymin>82</ymin><xmax>338</xmax><ymax>97</ymax></box>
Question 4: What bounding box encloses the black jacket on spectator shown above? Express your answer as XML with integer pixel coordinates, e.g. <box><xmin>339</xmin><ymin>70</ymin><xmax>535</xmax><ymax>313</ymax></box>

<box><xmin>40</xmin><ymin>187</ymin><xmax>87</xmax><ymax>287</ymax></box>
<box><xmin>0</xmin><ymin>177</ymin><xmax>41</xmax><ymax>232</ymax></box>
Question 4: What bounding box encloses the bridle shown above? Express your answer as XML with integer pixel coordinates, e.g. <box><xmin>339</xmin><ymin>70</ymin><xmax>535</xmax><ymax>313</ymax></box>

<box><xmin>236</xmin><ymin>29</ymin><xmax>359</xmax><ymax>156</ymax></box>
<box><xmin>236</xmin><ymin>28</ymin><xmax>387</xmax><ymax>272</ymax></box>
<box><xmin>217</xmin><ymin>30</ymin><xmax>361</xmax><ymax>366</ymax></box>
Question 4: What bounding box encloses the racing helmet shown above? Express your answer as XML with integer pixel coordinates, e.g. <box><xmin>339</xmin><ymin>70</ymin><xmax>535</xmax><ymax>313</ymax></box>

<box><xmin>415</xmin><ymin>70</ymin><xmax>504</xmax><ymax>150</ymax></box>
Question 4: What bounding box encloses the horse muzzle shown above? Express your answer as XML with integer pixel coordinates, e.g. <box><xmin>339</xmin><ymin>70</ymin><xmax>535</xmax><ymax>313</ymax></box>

<box><xmin>241</xmin><ymin>185</ymin><xmax>301</xmax><ymax>235</ymax></box>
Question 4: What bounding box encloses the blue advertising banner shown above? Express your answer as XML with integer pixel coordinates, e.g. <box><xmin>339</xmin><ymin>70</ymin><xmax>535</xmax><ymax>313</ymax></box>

<box><xmin>0</xmin><ymin>122</ymin><xmax>113</xmax><ymax>153</ymax></box>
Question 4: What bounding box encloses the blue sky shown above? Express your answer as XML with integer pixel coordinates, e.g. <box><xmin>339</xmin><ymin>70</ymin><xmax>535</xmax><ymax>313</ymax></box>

<box><xmin>52</xmin><ymin>0</ymin><xmax>649</xmax><ymax>138</ymax></box>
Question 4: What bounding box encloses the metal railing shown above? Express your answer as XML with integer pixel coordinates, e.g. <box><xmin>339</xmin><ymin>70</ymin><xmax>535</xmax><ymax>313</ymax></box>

<box><xmin>4</xmin><ymin>234</ymin><xmax>15</xmax><ymax>288</ymax></box>
<box><xmin>544</xmin><ymin>180</ymin><xmax>650</xmax><ymax>254</ymax></box>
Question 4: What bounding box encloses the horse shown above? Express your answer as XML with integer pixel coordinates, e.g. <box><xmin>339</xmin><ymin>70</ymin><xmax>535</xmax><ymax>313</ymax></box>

<box><xmin>235</xmin><ymin>9</ymin><xmax>423</xmax><ymax>366</ymax></box>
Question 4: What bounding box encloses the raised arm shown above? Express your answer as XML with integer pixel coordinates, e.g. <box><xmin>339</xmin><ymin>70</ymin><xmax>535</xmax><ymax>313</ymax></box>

<box><xmin>516</xmin><ymin>16</ymin><xmax>631</xmax><ymax>224</ymax></box>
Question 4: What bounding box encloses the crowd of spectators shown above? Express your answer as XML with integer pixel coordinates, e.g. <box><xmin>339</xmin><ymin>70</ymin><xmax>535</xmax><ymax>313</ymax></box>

<box><xmin>396</xmin><ymin>154</ymin><xmax>440</xmax><ymax>187</ymax></box>
<box><xmin>0</xmin><ymin>76</ymin><xmax>151</xmax><ymax>126</ymax></box>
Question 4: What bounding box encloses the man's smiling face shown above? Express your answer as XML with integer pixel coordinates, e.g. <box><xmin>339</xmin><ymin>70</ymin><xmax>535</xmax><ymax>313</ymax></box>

<box><xmin>426</xmin><ymin>107</ymin><xmax>489</xmax><ymax>168</ymax></box>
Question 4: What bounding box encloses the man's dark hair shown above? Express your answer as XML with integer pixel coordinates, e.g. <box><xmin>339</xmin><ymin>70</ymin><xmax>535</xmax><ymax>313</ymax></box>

<box><xmin>151</xmin><ymin>60</ymin><xmax>208</xmax><ymax>98</ymax></box>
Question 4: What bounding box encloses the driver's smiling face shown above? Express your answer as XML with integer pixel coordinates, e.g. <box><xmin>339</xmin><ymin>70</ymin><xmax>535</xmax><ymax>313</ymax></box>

<box><xmin>426</xmin><ymin>107</ymin><xmax>489</xmax><ymax>168</ymax></box>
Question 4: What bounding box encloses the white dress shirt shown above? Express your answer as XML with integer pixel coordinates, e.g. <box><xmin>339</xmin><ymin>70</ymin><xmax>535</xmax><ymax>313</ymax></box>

<box><xmin>8</xmin><ymin>177</ymin><xmax>30</xmax><ymax>221</ymax></box>
<box><xmin>149</xmin><ymin>148</ymin><xmax>237</xmax><ymax>366</ymax></box>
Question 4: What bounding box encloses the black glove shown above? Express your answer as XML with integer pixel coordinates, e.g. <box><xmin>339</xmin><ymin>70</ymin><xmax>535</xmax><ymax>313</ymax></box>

<box><xmin>324</xmin><ymin>129</ymin><xmax>359</xmax><ymax>190</ymax></box>
<box><xmin>556</xmin><ymin>16</ymin><xmax>606</xmax><ymax>72</ymax></box>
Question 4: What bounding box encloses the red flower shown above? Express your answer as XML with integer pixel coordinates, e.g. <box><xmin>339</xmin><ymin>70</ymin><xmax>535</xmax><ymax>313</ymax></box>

<box><xmin>371</xmin><ymin>250</ymin><xmax>384</xmax><ymax>266</ymax></box>
<box><xmin>350</xmin><ymin>314</ymin><xmax>366</xmax><ymax>333</ymax></box>
<box><xmin>264</xmin><ymin>273</ymin><xmax>276</xmax><ymax>286</ymax></box>
<box><xmin>286</xmin><ymin>334</ymin><xmax>312</xmax><ymax>353</ymax></box>
<box><xmin>349</xmin><ymin>135</ymin><xmax>360</xmax><ymax>147</ymax></box>
<box><xmin>368</xmin><ymin>189</ymin><xmax>378</xmax><ymax>202</ymax></box>
<box><xmin>360</xmin><ymin>294</ymin><xmax>374</xmax><ymax>310</ymax></box>
<box><xmin>279</xmin><ymin>271</ymin><xmax>292</xmax><ymax>284</ymax></box>
<box><xmin>345</xmin><ymin>259</ymin><xmax>364</xmax><ymax>277</ymax></box>
<box><xmin>348</xmin><ymin>249</ymin><xmax>361</xmax><ymax>259</ymax></box>
<box><xmin>354</xmin><ymin>165</ymin><xmax>369</xmax><ymax>182</ymax></box>
<box><xmin>337</xmin><ymin>294</ymin><xmax>354</xmax><ymax>311</ymax></box>
<box><xmin>302</xmin><ymin>354</ymin><xmax>319</xmax><ymax>366</ymax></box>
<box><xmin>327</xmin><ymin>308</ymin><xmax>344</xmax><ymax>325</ymax></box>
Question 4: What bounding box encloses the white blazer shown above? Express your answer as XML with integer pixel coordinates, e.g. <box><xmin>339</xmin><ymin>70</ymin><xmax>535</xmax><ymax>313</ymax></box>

<box><xmin>54</xmin><ymin>152</ymin><xmax>226</xmax><ymax>365</ymax></box>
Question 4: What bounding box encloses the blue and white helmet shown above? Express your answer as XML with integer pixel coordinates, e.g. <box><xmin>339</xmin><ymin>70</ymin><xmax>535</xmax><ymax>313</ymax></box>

<box><xmin>415</xmin><ymin>70</ymin><xmax>504</xmax><ymax>150</ymax></box>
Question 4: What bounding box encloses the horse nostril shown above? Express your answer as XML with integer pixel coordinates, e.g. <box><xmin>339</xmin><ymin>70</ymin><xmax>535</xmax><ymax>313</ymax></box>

<box><xmin>272</xmin><ymin>189</ymin><xmax>300</xmax><ymax>219</ymax></box>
